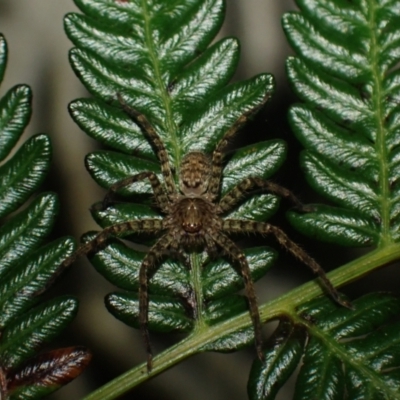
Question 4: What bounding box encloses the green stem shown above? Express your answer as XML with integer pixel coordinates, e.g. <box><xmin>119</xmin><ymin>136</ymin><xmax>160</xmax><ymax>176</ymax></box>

<box><xmin>83</xmin><ymin>244</ymin><xmax>400</xmax><ymax>400</ymax></box>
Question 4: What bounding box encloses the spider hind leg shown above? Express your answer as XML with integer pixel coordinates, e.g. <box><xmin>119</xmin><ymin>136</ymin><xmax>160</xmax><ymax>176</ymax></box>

<box><xmin>223</xmin><ymin>219</ymin><xmax>352</xmax><ymax>309</ymax></box>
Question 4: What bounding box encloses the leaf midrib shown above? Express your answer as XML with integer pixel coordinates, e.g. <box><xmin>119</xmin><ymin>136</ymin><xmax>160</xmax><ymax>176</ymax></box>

<box><xmin>140</xmin><ymin>0</ymin><xmax>206</xmax><ymax>333</ymax></box>
<box><xmin>140</xmin><ymin>0</ymin><xmax>181</xmax><ymax>170</ymax></box>
<box><xmin>368</xmin><ymin>0</ymin><xmax>391</xmax><ymax>246</ymax></box>
<box><xmin>295</xmin><ymin>314</ymin><xmax>400</xmax><ymax>399</ymax></box>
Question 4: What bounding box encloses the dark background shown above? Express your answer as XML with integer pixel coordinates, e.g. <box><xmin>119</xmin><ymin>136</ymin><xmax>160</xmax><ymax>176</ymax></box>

<box><xmin>0</xmin><ymin>1</ymin><xmax>398</xmax><ymax>399</ymax></box>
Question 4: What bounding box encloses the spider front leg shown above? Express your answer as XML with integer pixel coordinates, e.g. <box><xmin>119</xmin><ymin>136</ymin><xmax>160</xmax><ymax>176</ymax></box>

<box><xmin>208</xmin><ymin>98</ymin><xmax>270</xmax><ymax>198</ymax></box>
<box><xmin>61</xmin><ymin>219</ymin><xmax>165</xmax><ymax>269</ymax></box>
<box><xmin>218</xmin><ymin>177</ymin><xmax>311</xmax><ymax>214</ymax></box>
<box><xmin>223</xmin><ymin>219</ymin><xmax>352</xmax><ymax>309</ymax></box>
<box><xmin>58</xmin><ymin>219</ymin><xmax>166</xmax><ymax>372</ymax></box>
<box><xmin>117</xmin><ymin>94</ymin><xmax>176</xmax><ymax>196</ymax></box>
<box><xmin>101</xmin><ymin>171</ymin><xmax>169</xmax><ymax>213</ymax></box>
<box><xmin>210</xmin><ymin>232</ymin><xmax>264</xmax><ymax>361</ymax></box>
<box><xmin>40</xmin><ymin>218</ymin><xmax>165</xmax><ymax>298</ymax></box>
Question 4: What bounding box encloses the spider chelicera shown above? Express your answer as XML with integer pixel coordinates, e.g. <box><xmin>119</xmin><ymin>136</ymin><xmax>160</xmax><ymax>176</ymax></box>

<box><xmin>63</xmin><ymin>94</ymin><xmax>349</xmax><ymax>371</ymax></box>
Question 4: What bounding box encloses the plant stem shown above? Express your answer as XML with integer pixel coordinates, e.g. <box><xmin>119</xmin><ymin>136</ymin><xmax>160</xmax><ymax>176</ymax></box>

<box><xmin>82</xmin><ymin>244</ymin><xmax>400</xmax><ymax>400</ymax></box>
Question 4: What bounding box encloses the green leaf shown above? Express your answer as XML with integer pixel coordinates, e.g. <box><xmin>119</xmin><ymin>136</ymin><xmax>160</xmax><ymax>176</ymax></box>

<box><xmin>86</xmin><ymin>150</ymin><xmax>160</xmax><ymax>194</ymax></box>
<box><xmin>0</xmin><ymin>238</ymin><xmax>75</xmax><ymax>327</ymax></box>
<box><xmin>283</xmin><ymin>0</ymin><xmax>400</xmax><ymax>247</ymax></box>
<box><xmin>69</xmin><ymin>99</ymin><xmax>156</xmax><ymax>157</ymax></box>
<box><xmin>295</xmin><ymin>336</ymin><xmax>344</xmax><ymax>400</ymax></box>
<box><xmin>222</xmin><ymin>140</ymin><xmax>286</xmax><ymax>195</ymax></box>
<box><xmin>0</xmin><ymin>134</ymin><xmax>50</xmax><ymax>219</ymax></box>
<box><xmin>0</xmin><ymin>193</ymin><xmax>59</xmax><ymax>278</ymax></box>
<box><xmin>200</xmin><ymin>325</ymin><xmax>255</xmax><ymax>353</ymax></box>
<box><xmin>248</xmin><ymin>319</ymin><xmax>306</xmax><ymax>400</ymax></box>
<box><xmin>0</xmin><ymin>34</ymin><xmax>6</xmax><ymax>84</ymax></box>
<box><xmin>288</xmin><ymin>204</ymin><xmax>378</xmax><ymax>247</ymax></box>
<box><xmin>202</xmin><ymin>247</ymin><xmax>276</xmax><ymax>300</ymax></box>
<box><xmin>89</xmin><ymin>235</ymin><xmax>191</xmax><ymax>297</ymax></box>
<box><xmin>66</xmin><ymin>0</ymin><xmax>277</xmax><ymax>341</ymax></box>
<box><xmin>92</xmin><ymin>239</ymin><xmax>275</xmax><ymax>334</ymax></box>
<box><xmin>0</xmin><ymin>85</ymin><xmax>32</xmax><ymax>162</ymax></box>
<box><xmin>0</xmin><ymin>33</ymin><xmax>90</xmax><ymax>398</ymax></box>
<box><xmin>248</xmin><ymin>293</ymin><xmax>400</xmax><ymax>400</ymax></box>
<box><xmin>65</xmin><ymin>0</ymin><xmax>284</xmax><ymax>389</ymax></box>
<box><xmin>270</xmin><ymin>3</ymin><xmax>400</xmax><ymax>397</ymax></box>
<box><xmin>106</xmin><ymin>292</ymin><xmax>193</xmax><ymax>333</ymax></box>
<box><xmin>91</xmin><ymin>202</ymin><xmax>160</xmax><ymax>227</ymax></box>
<box><xmin>0</xmin><ymin>297</ymin><xmax>78</xmax><ymax>369</ymax></box>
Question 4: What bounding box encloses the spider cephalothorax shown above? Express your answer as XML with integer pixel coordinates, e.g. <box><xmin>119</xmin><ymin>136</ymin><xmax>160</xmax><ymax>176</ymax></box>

<box><xmin>167</xmin><ymin>152</ymin><xmax>220</xmax><ymax>249</ymax></box>
<box><xmin>63</xmin><ymin>95</ymin><xmax>350</xmax><ymax>371</ymax></box>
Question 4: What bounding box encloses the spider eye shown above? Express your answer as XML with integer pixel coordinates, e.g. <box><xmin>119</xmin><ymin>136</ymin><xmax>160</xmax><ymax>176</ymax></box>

<box><xmin>182</xmin><ymin>220</ymin><xmax>202</xmax><ymax>233</ymax></box>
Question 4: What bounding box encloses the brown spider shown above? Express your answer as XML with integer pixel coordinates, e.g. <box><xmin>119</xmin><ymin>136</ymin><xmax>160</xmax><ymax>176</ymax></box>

<box><xmin>63</xmin><ymin>94</ymin><xmax>349</xmax><ymax>371</ymax></box>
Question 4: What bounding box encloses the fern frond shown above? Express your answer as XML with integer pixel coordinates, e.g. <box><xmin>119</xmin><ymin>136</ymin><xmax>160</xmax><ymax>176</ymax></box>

<box><xmin>284</xmin><ymin>0</ymin><xmax>400</xmax><ymax>249</ymax></box>
<box><xmin>64</xmin><ymin>0</ymin><xmax>289</xmax><ymax>397</ymax></box>
<box><xmin>245</xmin><ymin>1</ymin><xmax>400</xmax><ymax>398</ymax></box>
<box><xmin>65</xmin><ymin>0</ymin><xmax>279</xmax><ymax>358</ymax></box>
<box><xmin>0</xmin><ymin>33</ymin><xmax>91</xmax><ymax>399</ymax></box>
<box><xmin>249</xmin><ymin>294</ymin><xmax>400</xmax><ymax>399</ymax></box>
<box><xmin>65</xmin><ymin>0</ymin><xmax>400</xmax><ymax>399</ymax></box>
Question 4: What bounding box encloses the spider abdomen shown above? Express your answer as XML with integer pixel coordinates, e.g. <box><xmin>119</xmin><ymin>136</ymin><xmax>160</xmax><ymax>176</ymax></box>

<box><xmin>179</xmin><ymin>152</ymin><xmax>211</xmax><ymax>196</ymax></box>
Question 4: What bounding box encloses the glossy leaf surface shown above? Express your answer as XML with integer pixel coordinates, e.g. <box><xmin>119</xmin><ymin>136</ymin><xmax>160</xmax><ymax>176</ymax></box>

<box><xmin>245</xmin><ymin>1</ymin><xmax>400</xmax><ymax>398</ymax></box>
<box><xmin>248</xmin><ymin>319</ymin><xmax>306</xmax><ymax>400</ymax></box>
<box><xmin>92</xmin><ymin>238</ymin><xmax>276</xmax><ymax>333</ymax></box>
<box><xmin>0</xmin><ymin>33</ymin><xmax>90</xmax><ymax>398</ymax></box>
<box><xmin>248</xmin><ymin>293</ymin><xmax>400</xmax><ymax>400</ymax></box>
<box><xmin>61</xmin><ymin>1</ymin><xmax>400</xmax><ymax>400</ymax></box>
<box><xmin>283</xmin><ymin>0</ymin><xmax>400</xmax><ymax>247</ymax></box>
<box><xmin>66</xmin><ymin>0</ymin><xmax>282</xmax><ymax>360</ymax></box>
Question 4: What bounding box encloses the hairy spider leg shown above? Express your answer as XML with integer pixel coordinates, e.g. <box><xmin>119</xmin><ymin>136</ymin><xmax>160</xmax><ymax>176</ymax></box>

<box><xmin>211</xmin><ymin>231</ymin><xmax>264</xmax><ymax>361</ymax></box>
<box><xmin>117</xmin><ymin>94</ymin><xmax>176</xmax><ymax>196</ymax></box>
<box><xmin>42</xmin><ymin>218</ymin><xmax>165</xmax><ymax>299</ymax></box>
<box><xmin>208</xmin><ymin>98</ymin><xmax>271</xmax><ymax>198</ymax></box>
<box><xmin>62</xmin><ymin>219</ymin><xmax>165</xmax><ymax>268</ymax></box>
<box><xmin>59</xmin><ymin>219</ymin><xmax>166</xmax><ymax>372</ymax></box>
<box><xmin>222</xmin><ymin>219</ymin><xmax>352</xmax><ymax>309</ymax></box>
<box><xmin>218</xmin><ymin>176</ymin><xmax>310</xmax><ymax>214</ymax></box>
<box><xmin>58</xmin><ymin>209</ymin><xmax>176</xmax><ymax>372</ymax></box>
<box><xmin>204</xmin><ymin>234</ymin><xmax>219</xmax><ymax>260</ymax></box>
<box><xmin>138</xmin><ymin>234</ymin><xmax>174</xmax><ymax>371</ymax></box>
<box><xmin>102</xmin><ymin>171</ymin><xmax>170</xmax><ymax>212</ymax></box>
<box><xmin>168</xmin><ymin>240</ymin><xmax>191</xmax><ymax>269</ymax></box>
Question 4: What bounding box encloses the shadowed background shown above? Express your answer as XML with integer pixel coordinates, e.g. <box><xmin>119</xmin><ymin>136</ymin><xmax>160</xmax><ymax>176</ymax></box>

<box><xmin>0</xmin><ymin>1</ymin><xmax>396</xmax><ymax>399</ymax></box>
